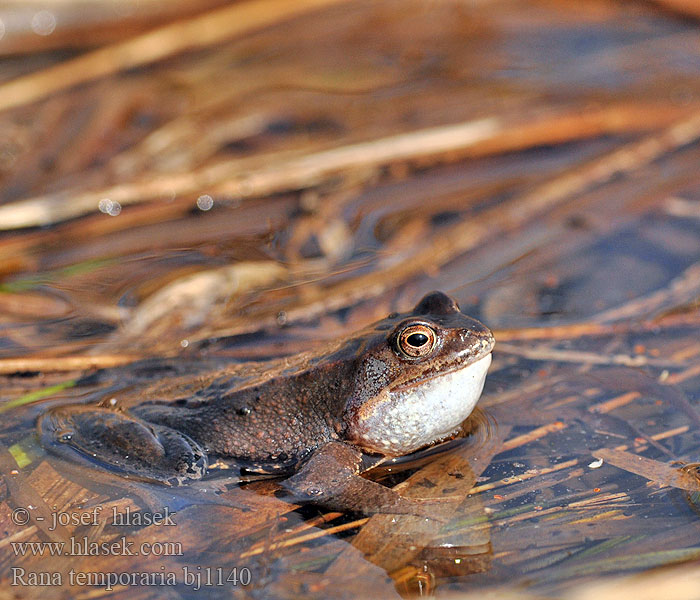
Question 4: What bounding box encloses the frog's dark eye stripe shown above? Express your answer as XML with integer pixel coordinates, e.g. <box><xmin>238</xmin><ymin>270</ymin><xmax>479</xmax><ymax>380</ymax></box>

<box><xmin>396</xmin><ymin>324</ymin><xmax>437</xmax><ymax>358</ymax></box>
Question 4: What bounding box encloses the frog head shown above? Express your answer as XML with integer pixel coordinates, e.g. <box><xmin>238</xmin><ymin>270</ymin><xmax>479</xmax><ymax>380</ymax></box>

<box><xmin>343</xmin><ymin>291</ymin><xmax>494</xmax><ymax>456</ymax></box>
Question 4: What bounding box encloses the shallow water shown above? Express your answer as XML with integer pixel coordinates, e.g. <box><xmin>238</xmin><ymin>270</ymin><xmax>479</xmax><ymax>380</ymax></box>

<box><xmin>1</xmin><ymin>0</ymin><xmax>700</xmax><ymax>598</ymax></box>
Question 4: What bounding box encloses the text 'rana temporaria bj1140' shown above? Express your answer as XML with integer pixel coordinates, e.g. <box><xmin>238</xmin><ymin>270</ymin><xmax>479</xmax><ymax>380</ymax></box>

<box><xmin>40</xmin><ymin>291</ymin><xmax>494</xmax><ymax>515</ymax></box>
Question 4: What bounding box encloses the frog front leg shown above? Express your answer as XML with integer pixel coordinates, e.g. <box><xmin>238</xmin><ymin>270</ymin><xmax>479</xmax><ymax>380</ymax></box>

<box><xmin>280</xmin><ymin>441</ymin><xmax>446</xmax><ymax>518</ymax></box>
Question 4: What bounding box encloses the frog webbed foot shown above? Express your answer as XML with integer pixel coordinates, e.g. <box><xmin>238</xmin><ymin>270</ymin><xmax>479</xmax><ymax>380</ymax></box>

<box><xmin>280</xmin><ymin>441</ymin><xmax>446</xmax><ymax>520</ymax></box>
<box><xmin>38</xmin><ymin>405</ymin><xmax>208</xmax><ymax>485</ymax></box>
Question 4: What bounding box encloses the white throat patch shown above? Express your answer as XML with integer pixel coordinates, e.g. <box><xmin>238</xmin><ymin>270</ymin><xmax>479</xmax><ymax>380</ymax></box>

<box><xmin>354</xmin><ymin>353</ymin><xmax>492</xmax><ymax>455</ymax></box>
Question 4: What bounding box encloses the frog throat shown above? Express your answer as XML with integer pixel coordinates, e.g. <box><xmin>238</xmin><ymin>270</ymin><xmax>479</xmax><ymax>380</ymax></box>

<box><xmin>346</xmin><ymin>352</ymin><xmax>492</xmax><ymax>456</ymax></box>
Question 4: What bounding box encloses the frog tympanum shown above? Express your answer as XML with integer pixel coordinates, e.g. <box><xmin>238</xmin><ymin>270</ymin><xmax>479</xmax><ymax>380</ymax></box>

<box><xmin>39</xmin><ymin>292</ymin><xmax>494</xmax><ymax>514</ymax></box>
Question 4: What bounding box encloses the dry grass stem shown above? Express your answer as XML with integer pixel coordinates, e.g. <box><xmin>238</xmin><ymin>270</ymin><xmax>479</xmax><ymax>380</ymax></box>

<box><xmin>0</xmin><ymin>0</ymin><xmax>351</xmax><ymax>115</ymax></box>
<box><xmin>0</xmin><ymin>355</ymin><xmax>138</xmax><ymax>375</ymax></box>
<box><xmin>0</xmin><ymin>103</ymin><xmax>692</xmax><ymax>231</ymax></box>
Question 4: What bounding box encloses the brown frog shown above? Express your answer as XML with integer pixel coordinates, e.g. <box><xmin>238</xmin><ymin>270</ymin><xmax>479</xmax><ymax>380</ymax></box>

<box><xmin>39</xmin><ymin>291</ymin><xmax>494</xmax><ymax>514</ymax></box>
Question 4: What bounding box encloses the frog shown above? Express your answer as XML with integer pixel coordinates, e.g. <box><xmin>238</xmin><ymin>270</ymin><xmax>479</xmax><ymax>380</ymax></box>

<box><xmin>39</xmin><ymin>291</ymin><xmax>494</xmax><ymax>514</ymax></box>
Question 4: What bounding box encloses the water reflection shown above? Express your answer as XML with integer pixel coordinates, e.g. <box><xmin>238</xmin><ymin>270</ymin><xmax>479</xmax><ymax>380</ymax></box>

<box><xmin>2</xmin><ymin>0</ymin><xmax>700</xmax><ymax>597</ymax></box>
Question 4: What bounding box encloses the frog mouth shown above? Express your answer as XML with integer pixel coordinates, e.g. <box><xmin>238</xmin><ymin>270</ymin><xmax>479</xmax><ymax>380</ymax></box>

<box><xmin>391</xmin><ymin>338</ymin><xmax>494</xmax><ymax>393</ymax></box>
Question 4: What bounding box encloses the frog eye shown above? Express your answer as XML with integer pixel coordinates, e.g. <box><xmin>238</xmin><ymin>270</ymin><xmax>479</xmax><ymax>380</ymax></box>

<box><xmin>396</xmin><ymin>324</ymin><xmax>437</xmax><ymax>358</ymax></box>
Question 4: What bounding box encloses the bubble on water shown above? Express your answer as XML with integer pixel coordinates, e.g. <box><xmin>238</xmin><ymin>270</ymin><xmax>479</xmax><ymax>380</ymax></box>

<box><xmin>180</xmin><ymin>339</ymin><xmax>189</xmax><ymax>348</ymax></box>
<box><xmin>31</xmin><ymin>10</ymin><xmax>56</xmax><ymax>36</ymax></box>
<box><xmin>98</xmin><ymin>198</ymin><xmax>121</xmax><ymax>216</ymax></box>
<box><xmin>108</xmin><ymin>398</ymin><xmax>117</xmax><ymax>406</ymax></box>
<box><xmin>196</xmin><ymin>194</ymin><xmax>214</xmax><ymax>211</ymax></box>
<box><xmin>58</xmin><ymin>430</ymin><xmax>74</xmax><ymax>442</ymax></box>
